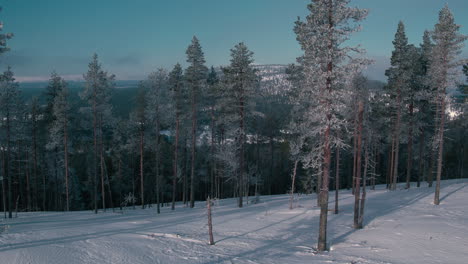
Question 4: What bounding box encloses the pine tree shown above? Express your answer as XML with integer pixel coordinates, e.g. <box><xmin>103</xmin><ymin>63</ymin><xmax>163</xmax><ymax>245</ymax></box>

<box><xmin>169</xmin><ymin>63</ymin><xmax>185</xmax><ymax>210</ymax></box>
<box><xmin>80</xmin><ymin>54</ymin><xmax>115</xmax><ymax>213</ymax></box>
<box><xmin>0</xmin><ymin>67</ymin><xmax>20</xmax><ymax>218</ymax></box>
<box><xmin>129</xmin><ymin>84</ymin><xmax>148</xmax><ymax>209</ymax></box>
<box><xmin>222</xmin><ymin>43</ymin><xmax>258</xmax><ymax>208</ymax></box>
<box><xmin>185</xmin><ymin>36</ymin><xmax>208</xmax><ymax>208</ymax></box>
<box><xmin>146</xmin><ymin>69</ymin><xmax>168</xmax><ymax>213</ymax></box>
<box><xmin>429</xmin><ymin>5</ymin><xmax>467</xmax><ymax>205</ymax></box>
<box><xmin>47</xmin><ymin>75</ymin><xmax>71</xmax><ymax>211</ymax></box>
<box><xmin>416</xmin><ymin>31</ymin><xmax>434</xmax><ymax>188</ymax></box>
<box><xmin>206</xmin><ymin>66</ymin><xmax>220</xmax><ymax>198</ymax></box>
<box><xmin>385</xmin><ymin>21</ymin><xmax>412</xmax><ymax>191</ymax></box>
<box><xmin>294</xmin><ymin>0</ymin><xmax>369</xmax><ymax>251</ymax></box>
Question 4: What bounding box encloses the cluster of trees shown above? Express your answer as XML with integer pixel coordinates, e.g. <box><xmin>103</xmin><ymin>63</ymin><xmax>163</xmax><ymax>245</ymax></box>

<box><xmin>289</xmin><ymin>0</ymin><xmax>466</xmax><ymax>251</ymax></box>
<box><xmin>0</xmin><ymin>0</ymin><xmax>466</xmax><ymax>253</ymax></box>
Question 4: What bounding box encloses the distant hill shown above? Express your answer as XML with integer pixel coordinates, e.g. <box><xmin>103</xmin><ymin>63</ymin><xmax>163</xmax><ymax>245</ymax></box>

<box><xmin>18</xmin><ymin>65</ymin><xmax>385</xmax><ymax>118</ymax></box>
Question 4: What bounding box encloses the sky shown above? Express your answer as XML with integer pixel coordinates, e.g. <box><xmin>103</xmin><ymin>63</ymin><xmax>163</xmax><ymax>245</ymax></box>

<box><xmin>1</xmin><ymin>0</ymin><xmax>467</xmax><ymax>82</ymax></box>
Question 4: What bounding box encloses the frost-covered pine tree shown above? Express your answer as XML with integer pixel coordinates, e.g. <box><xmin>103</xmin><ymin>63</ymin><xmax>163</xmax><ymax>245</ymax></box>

<box><xmin>429</xmin><ymin>5</ymin><xmax>467</xmax><ymax>205</ymax></box>
<box><xmin>129</xmin><ymin>83</ymin><xmax>148</xmax><ymax>209</ymax></box>
<box><xmin>0</xmin><ymin>67</ymin><xmax>20</xmax><ymax>218</ymax></box>
<box><xmin>294</xmin><ymin>0</ymin><xmax>369</xmax><ymax>251</ymax></box>
<box><xmin>80</xmin><ymin>53</ymin><xmax>115</xmax><ymax>213</ymax></box>
<box><xmin>206</xmin><ymin>66</ymin><xmax>220</xmax><ymax>198</ymax></box>
<box><xmin>168</xmin><ymin>63</ymin><xmax>185</xmax><ymax>210</ymax></box>
<box><xmin>385</xmin><ymin>21</ymin><xmax>412</xmax><ymax>191</ymax></box>
<box><xmin>415</xmin><ymin>31</ymin><xmax>434</xmax><ymax>187</ymax></box>
<box><xmin>185</xmin><ymin>36</ymin><xmax>208</xmax><ymax>208</ymax></box>
<box><xmin>146</xmin><ymin>68</ymin><xmax>169</xmax><ymax>213</ymax></box>
<box><xmin>47</xmin><ymin>75</ymin><xmax>71</xmax><ymax>211</ymax></box>
<box><xmin>222</xmin><ymin>43</ymin><xmax>258</xmax><ymax>208</ymax></box>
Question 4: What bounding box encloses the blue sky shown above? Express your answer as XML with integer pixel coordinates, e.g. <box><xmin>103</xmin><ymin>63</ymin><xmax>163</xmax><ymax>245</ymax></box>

<box><xmin>1</xmin><ymin>0</ymin><xmax>467</xmax><ymax>82</ymax></box>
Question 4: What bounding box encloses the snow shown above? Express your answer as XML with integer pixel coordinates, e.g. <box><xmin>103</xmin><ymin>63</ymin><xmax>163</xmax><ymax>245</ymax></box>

<box><xmin>1</xmin><ymin>179</ymin><xmax>468</xmax><ymax>264</ymax></box>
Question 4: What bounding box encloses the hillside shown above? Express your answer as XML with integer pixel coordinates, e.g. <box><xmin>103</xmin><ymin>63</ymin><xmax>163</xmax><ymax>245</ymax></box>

<box><xmin>1</xmin><ymin>179</ymin><xmax>467</xmax><ymax>264</ymax></box>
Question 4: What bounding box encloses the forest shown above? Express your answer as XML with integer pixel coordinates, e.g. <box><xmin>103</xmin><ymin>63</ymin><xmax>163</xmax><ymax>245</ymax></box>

<box><xmin>0</xmin><ymin>0</ymin><xmax>467</xmax><ymax>254</ymax></box>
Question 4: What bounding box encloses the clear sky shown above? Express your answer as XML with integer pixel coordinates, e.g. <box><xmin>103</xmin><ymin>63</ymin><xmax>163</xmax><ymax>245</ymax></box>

<box><xmin>1</xmin><ymin>0</ymin><xmax>467</xmax><ymax>82</ymax></box>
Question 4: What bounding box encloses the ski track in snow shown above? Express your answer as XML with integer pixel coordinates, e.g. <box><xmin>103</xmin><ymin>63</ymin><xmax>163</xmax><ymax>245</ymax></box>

<box><xmin>1</xmin><ymin>179</ymin><xmax>468</xmax><ymax>264</ymax></box>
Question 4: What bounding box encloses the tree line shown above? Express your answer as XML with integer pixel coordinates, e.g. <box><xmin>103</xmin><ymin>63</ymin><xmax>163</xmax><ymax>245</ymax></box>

<box><xmin>0</xmin><ymin>0</ymin><xmax>467</xmax><ymax>252</ymax></box>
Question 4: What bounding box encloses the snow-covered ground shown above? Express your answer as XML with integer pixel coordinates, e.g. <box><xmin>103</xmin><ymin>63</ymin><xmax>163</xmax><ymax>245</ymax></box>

<box><xmin>1</xmin><ymin>179</ymin><xmax>467</xmax><ymax>264</ymax></box>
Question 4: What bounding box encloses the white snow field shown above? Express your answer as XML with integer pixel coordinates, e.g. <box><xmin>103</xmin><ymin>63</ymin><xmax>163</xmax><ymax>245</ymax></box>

<box><xmin>1</xmin><ymin>179</ymin><xmax>468</xmax><ymax>264</ymax></box>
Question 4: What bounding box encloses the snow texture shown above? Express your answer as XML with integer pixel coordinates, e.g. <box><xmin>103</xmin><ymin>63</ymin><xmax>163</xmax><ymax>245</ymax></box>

<box><xmin>0</xmin><ymin>179</ymin><xmax>467</xmax><ymax>264</ymax></box>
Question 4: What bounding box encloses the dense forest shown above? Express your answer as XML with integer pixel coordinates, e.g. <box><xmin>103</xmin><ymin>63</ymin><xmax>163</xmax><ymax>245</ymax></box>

<box><xmin>0</xmin><ymin>1</ymin><xmax>467</xmax><ymax>252</ymax></box>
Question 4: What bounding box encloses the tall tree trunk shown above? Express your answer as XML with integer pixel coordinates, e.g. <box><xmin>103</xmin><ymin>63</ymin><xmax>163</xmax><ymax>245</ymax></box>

<box><xmin>406</xmin><ymin>102</ymin><xmax>414</xmax><ymax>189</ymax></box>
<box><xmin>25</xmin><ymin>151</ymin><xmax>31</xmax><ymax>211</ymax></box>
<box><xmin>352</xmin><ymin>108</ymin><xmax>358</xmax><ymax>195</ymax></box>
<box><xmin>334</xmin><ymin>145</ymin><xmax>340</xmax><ymax>214</ymax></box>
<box><xmin>183</xmin><ymin>137</ymin><xmax>188</xmax><ymax>205</ymax></box>
<box><xmin>269</xmin><ymin>135</ymin><xmax>274</xmax><ymax>195</ymax></box>
<box><xmin>210</xmin><ymin>108</ymin><xmax>216</xmax><ymax>198</ymax></box>
<box><xmin>93</xmin><ymin>99</ymin><xmax>98</xmax><ymax>214</ymax></box>
<box><xmin>172</xmin><ymin>117</ymin><xmax>180</xmax><ymax>210</ymax></box>
<box><xmin>289</xmin><ymin>160</ymin><xmax>298</xmax><ymax>210</ymax></box>
<box><xmin>100</xmin><ymin>116</ymin><xmax>106</xmax><ymax>212</ymax></box>
<box><xmin>434</xmin><ymin>90</ymin><xmax>446</xmax><ymax>205</ymax></box>
<box><xmin>190</xmin><ymin>88</ymin><xmax>197</xmax><ymax>208</ymax></box>
<box><xmin>6</xmin><ymin>113</ymin><xmax>12</xmax><ymax>218</ymax></box>
<box><xmin>64</xmin><ymin>121</ymin><xmax>69</xmax><ymax>211</ymax></box>
<box><xmin>358</xmin><ymin>146</ymin><xmax>369</xmax><ymax>228</ymax></box>
<box><xmin>353</xmin><ymin>102</ymin><xmax>364</xmax><ymax>229</ymax></box>
<box><xmin>387</xmin><ymin>141</ymin><xmax>394</xmax><ymax>189</ymax></box>
<box><xmin>417</xmin><ymin>131</ymin><xmax>424</xmax><ymax>188</ymax></box>
<box><xmin>392</xmin><ymin>89</ymin><xmax>402</xmax><ymax>191</ymax></box>
<box><xmin>207</xmin><ymin>196</ymin><xmax>214</xmax><ymax>245</ymax></box>
<box><xmin>238</xmin><ymin>97</ymin><xmax>245</xmax><ymax>208</ymax></box>
<box><xmin>155</xmin><ymin>117</ymin><xmax>161</xmax><ymax>214</ymax></box>
<box><xmin>140</xmin><ymin>129</ymin><xmax>145</xmax><ymax>209</ymax></box>
<box><xmin>318</xmin><ymin>2</ymin><xmax>333</xmax><ymax>251</ymax></box>
<box><xmin>2</xmin><ymin>149</ymin><xmax>7</xmax><ymax>218</ymax></box>
<box><xmin>32</xmin><ymin>113</ymin><xmax>39</xmax><ymax>211</ymax></box>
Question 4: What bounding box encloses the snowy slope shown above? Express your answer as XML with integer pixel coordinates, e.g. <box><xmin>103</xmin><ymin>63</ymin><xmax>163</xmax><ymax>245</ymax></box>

<box><xmin>1</xmin><ymin>179</ymin><xmax>467</xmax><ymax>264</ymax></box>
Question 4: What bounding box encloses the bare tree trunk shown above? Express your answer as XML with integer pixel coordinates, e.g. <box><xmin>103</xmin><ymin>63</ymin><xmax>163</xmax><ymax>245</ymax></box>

<box><xmin>183</xmin><ymin>138</ymin><xmax>188</xmax><ymax>206</ymax></box>
<box><xmin>406</xmin><ymin>102</ymin><xmax>414</xmax><ymax>189</ymax></box>
<box><xmin>93</xmin><ymin>99</ymin><xmax>98</xmax><ymax>214</ymax></box>
<box><xmin>353</xmin><ymin>102</ymin><xmax>364</xmax><ymax>229</ymax></box>
<box><xmin>190</xmin><ymin>88</ymin><xmax>197</xmax><ymax>208</ymax></box>
<box><xmin>387</xmin><ymin>141</ymin><xmax>393</xmax><ymax>189</ymax></box>
<box><xmin>352</xmin><ymin>109</ymin><xmax>358</xmax><ymax>195</ymax></box>
<box><xmin>140</xmin><ymin>129</ymin><xmax>145</xmax><ymax>209</ymax></box>
<box><xmin>358</xmin><ymin>146</ymin><xmax>369</xmax><ymax>228</ymax></box>
<box><xmin>99</xmin><ymin>116</ymin><xmax>106</xmax><ymax>212</ymax></box>
<box><xmin>334</xmin><ymin>145</ymin><xmax>340</xmax><ymax>214</ymax></box>
<box><xmin>172</xmin><ymin>117</ymin><xmax>180</xmax><ymax>210</ymax></box>
<box><xmin>434</xmin><ymin>91</ymin><xmax>446</xmax><ymax>205</ymax></box>
<box><xmin>269</xmin><ymin>136</ymin><xmax>274</xmax><ymax>196</ymax></box>
<box><xmin>118</xmin><ymin>159</ymin><xmax>122</xmax><ymax>210</ymax></box>
<box><xmin>318</xmin><ymin>3</ymin><xmax>333</xmax><ymax>251</ymax></box>
<box><xmin>392</xmin><ymin>89</ymin><xmax>402</xmax><ymax>191</ymax></box>
<box><xmin>156</xmin><ymin>118</ymin><xmax>161</xmax><ymax>214</ymax></box>
<box><xmin>289</xmin><ymin>160</ymin><xmax>298</xmax><ymax>210</ymax></box>
<box><xmin>207</xmin><ymin>196</ymin><xmax>214</xmax><ymax>245</ymax></box>
<box><xmin>6</xmin><ymin>113</ymin><xmax>12</xmax><ymax>218</ymax></box>
<box><xmin>2</xmin><ymin>149</ymin><xmax>7</xmax><ymax>218</ymax></box>
<box><xmin>417</xmin><ymin>131</ymin><xmax>424</xmax><ymax>188</ymax></box>
<box><xmin>25</xmin><ymin>151</ymin><xmax>31</xmax><ymax>211</ymax></box>
<box><xmin>210</xmin><ymin>107</ymin><xmax>216</xmax><ymax>197</ymax></box>
<box><xmin>64</xmin><ymin>120</ymin><xmax>69</xmax><ymax>211</ymax></box>
<box><xmin>238</xmin><ymin>97</ymin><xmax>245</xmax><ymax>208</ymax></box>
<box><xmin>32</xmin><ymin>112</ymin><xmax>39</xmax><ymax>211</ymax></box>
